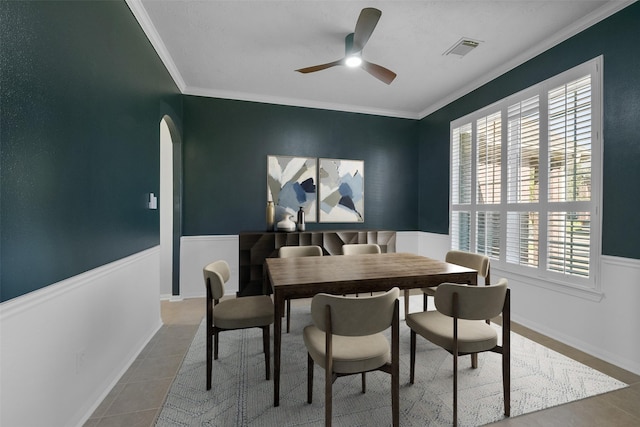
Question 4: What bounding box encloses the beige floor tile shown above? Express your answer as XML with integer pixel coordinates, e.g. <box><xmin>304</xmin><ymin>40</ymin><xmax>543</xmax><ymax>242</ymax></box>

<box><xmin>93</xmin><ymin>409</ymin><xmax>158</xmax><ymax>427</ymax></box>
<box><xmin>126</xmin><ymin>354</ymin><xmax>185</xmax><ymax>382</ymax></box>
<box><xmin>599</xmin><ymin>386</ymin><xmax>640</xmax><ymax>420</ymax></box>
<box><xmin>105</xmin><ymin>378</ymin><xmax>173</xmax><ymax>416</ymax></box>
<box><xmin>87</xmin><ymin>382</ymin><xmax>126</xmax><ymax>419</ymax></box>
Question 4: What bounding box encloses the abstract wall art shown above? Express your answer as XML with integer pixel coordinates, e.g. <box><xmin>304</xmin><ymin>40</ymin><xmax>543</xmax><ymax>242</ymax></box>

<box><xmin>319</xmin><ymin>158</ymin><xmax>364</xmax><ymax>223</ymax></box>
<box><xmin>267</xmin><ymin>155</ymin><xmax>317</xmax><ymax>222</ymax></box>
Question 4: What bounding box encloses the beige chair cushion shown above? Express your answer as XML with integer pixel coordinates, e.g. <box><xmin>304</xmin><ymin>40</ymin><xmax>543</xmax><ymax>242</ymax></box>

<box><xmin>213</xmin><ymin>295</ymin><xmax>274</xmax><ymax>329</ymax></box>
<box><xmin>303</xmin><ymin>326</ymin><xmax>390</xmax><ymax>374</ymax></box>
<box><xmin>406</xmin><ymin>310</ymin><xmax>497</xmax><ymax>354</ymax></box>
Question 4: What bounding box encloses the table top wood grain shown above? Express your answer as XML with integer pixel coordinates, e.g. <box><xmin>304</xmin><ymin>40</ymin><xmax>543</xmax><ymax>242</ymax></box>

<box><xmin>265</xmin><ymin>252</ymin><xmax>477</xmax><ymax>298</ymax></box>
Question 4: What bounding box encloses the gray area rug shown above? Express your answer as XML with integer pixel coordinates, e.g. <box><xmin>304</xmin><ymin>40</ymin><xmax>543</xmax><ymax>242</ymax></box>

<box><xmin>156</xmin><ymin>298</ymin><xmax>627</xmax><ymax>426</ymax></box>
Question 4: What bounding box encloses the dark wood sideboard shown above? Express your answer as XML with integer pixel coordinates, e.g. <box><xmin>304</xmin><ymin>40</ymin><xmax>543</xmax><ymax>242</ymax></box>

<box><xmin>238</xmin><ymin>230</ymin><xmax>397</xmax><ymax>296</ymax></box>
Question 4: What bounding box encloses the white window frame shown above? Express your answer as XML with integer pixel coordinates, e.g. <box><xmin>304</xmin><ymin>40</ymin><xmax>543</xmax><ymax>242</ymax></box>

<box><xmin>450</xmin><ymin>57</ymin><xmax>603</xmax><ymax>298</ymax></box>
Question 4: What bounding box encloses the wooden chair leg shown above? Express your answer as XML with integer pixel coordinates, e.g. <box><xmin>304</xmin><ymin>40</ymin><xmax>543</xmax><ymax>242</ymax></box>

<box><xmin>325</xmin><ymin>364</ymin><xmax>332</xmax><ymax>427</ymax></box>
<box><xmin>286</xmin><ymin>299</ymin><xmax>291</xmax><ymax>333</ymax></box>
<box><xmin>206</xmin><ymin>326</ymin><xmax>212</xmax><ymax>390</ymax></box>
<box><xmin>409</xmin><ymin>330</ymin><xmax>416</xmax><ymax>384</ymax></box>
<box><xmin>503</xmin><ymin>350</ymin><xmax>510</xmax><ymax>417</ymax></box>
<box><xmin>262</xmin><ymin>325</ymin><xmax>270</xmax><ymax>380</ymax></box>
<box><xmin>307</xmin><ymin>353</ymin><xmax>313</xmax><ymax>404</ymax></box>
<box><xmin>213</xmin><ymin>329</ymin><xmax>219</xmax><ymax>360</ymax></box>
<box><xmin>453</xmin><ymin>351</ymin><xmax>458</xmax><ymax>427</ymax></box>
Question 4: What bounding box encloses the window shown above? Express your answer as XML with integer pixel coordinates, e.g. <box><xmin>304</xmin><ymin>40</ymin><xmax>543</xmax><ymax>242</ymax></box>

<box><xmin>450</xmin><ymin>58</ymin><xmax>602</xmax><ymax>291</ymax></box>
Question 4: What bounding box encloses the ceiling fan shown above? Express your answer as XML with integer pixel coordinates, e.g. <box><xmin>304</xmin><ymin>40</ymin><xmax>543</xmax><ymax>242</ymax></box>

<box><xmin>295</xmin><ymin>7</ymin><xmax>397</xmax><ymax>85</ymax></box>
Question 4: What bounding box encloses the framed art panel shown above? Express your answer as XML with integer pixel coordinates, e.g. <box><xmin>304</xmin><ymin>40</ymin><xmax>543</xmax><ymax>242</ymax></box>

<box><xmin>267</xmin><ymin>155</ymin><xmax>317</xmax><ymax>222</ymax></box>
<box><xmin>319</xmin><ymin>158</ymin><xmax>364</xmax><ymax>223</ymax></box>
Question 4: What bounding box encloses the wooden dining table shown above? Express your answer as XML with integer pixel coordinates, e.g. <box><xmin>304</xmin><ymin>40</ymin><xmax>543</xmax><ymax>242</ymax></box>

<box><xmin>264</xmin><ymin>251</ymin><xmax>478</xmax><ymax>407</ymax></box>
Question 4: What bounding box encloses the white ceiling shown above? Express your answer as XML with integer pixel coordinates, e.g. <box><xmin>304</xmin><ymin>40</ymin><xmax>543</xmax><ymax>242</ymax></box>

<box><xmin>128</xmin><ymin>0</ymin><xmax>630</xmax><ymax>119</ymax></box>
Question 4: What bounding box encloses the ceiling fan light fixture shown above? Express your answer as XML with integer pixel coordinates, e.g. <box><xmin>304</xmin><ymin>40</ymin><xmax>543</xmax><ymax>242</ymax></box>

<box><xmin>346</xmin><ymin>55</ymin><xmax>362</xmax><ymax>68</ymax></box>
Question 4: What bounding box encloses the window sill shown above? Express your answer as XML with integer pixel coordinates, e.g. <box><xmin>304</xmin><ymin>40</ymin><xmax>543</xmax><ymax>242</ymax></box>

<box><xmin>491</xmin><ymin>265</ymin><xmax>604</xmax><ymax>302</ymax></box>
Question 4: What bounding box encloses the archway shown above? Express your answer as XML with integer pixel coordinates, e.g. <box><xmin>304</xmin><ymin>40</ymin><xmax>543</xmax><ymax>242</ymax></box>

<box><xmin>159</xmin><ymin>115</ymin><xmax>182</xmax><ymax>299</ymax></box>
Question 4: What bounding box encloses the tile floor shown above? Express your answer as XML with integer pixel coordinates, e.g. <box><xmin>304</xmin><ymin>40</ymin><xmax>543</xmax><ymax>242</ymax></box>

<box><xmin>85</xmin><ymin>297</ymin><xmax>640</xmax><ymax>426</ymax></box>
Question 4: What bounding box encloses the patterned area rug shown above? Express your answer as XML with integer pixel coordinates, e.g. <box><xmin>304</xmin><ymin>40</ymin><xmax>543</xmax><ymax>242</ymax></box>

<box><xmin>156</xmin><ymin>298</ymin><xmax>627</xmax><ymax>426</ymax></box>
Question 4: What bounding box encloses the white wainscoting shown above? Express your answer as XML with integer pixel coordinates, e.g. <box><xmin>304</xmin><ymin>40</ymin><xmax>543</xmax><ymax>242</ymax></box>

<box><xmin>0</xmin><ymin>248</ymin><xmax>162</xmax><ymax>427</ymax></box>
<box><xmin>179</xmin><ymin>235</ymin><xmax>240</xmax><ymax>298</ymax></box>
<box><xmin>496</xmin><ymin>255</ymin><xmax>640</xmax><ymax>376</ymax></box>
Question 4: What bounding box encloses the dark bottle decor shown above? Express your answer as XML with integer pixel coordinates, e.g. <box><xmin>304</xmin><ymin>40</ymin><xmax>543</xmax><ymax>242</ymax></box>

<box><xmin>297</xmin><ymin>207</ymin><xmax>305</xmax><ymax>231</ymax></box>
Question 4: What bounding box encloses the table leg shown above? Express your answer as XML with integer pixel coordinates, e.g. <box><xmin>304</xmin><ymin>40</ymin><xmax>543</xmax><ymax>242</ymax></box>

<box><xmin>404</xmin><ymin>290</ymin><xmax>410</xmax><ymax>317</ymax></box>
<box><xmin>273</xmin><ymin>291</ymin><xmax>283</xmax><ymax>407</ymax></box>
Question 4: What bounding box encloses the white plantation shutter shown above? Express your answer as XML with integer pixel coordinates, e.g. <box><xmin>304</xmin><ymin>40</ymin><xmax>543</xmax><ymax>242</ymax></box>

<box><xmin>452</xmin><ymin>124</ymin><xmax>472</xmax><ymax>205</ymax></box>
<box><xmin>451</xmin><ymin>211</ymin><xmax>470</xmax><ymax>251</ymax></box>
<box><xmin>506</xmin><ymin>96</ymin><xmax>540</xmax><ymax>268</ymax></box>
<box><xmin>548</xmin><ymin>75</ymin><xmax>592</xmax><ymax>203</ymax></box>
<box><xmin>546</xmin><ymin>75</ymin><xmax>592</xmax><ymax>277</ymax></box>
<box><xmin>548</xmin><ymin>212</ymin><xmax>591</xmax><ymax>277</ymax></box>
<box><xmin>506</xmin><ymin>211</ymin><xmax>539</xmax><ymax>267</ymax></box>
<box><xmin>507</xmin><ymin>96</ymin><xmax>540</xmax><ymax>204</ymax></box>
<box><xmin>451</xmin><ymin>124</ymin><xmax>472</xmax><ymax>251</ymax></box>
<box><xmin>476</xmin><ymin>112</ymin><xmax>501</xmax><ymax>204</ymax></box>
<box><xmin>450</xmin><ymin>58</ymin><xmax>601</xmax><ymax>291</ymax></box>
<box><xmin>477</xmin><ymin>211</ymin><xmax>501</xmax><ymax>259</ymax></box>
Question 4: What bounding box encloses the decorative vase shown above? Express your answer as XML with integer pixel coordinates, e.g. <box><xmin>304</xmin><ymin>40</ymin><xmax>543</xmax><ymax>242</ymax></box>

<box><xmin>297</xmin><ymin>207</ymin><xmax>305</xmax><ymax>231</ymax></box>
<box><xmin>266</xmin><ymin>201</ymin><xmax>275</xmax><ymax>231</ymax></box>
<box><xmin>276</xmin><ymin>215</ymin><xmax>296</xmax><ymax>232</ymax></box>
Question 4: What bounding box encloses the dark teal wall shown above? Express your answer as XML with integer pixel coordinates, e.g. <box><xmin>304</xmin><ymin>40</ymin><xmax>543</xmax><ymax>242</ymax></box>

<box><xmin>182</xmin><ymin>96</ymin><xmax>418</xmax><ymax>235</ymax></box>
<box><xmin>418</xmin><ymin>2</ymin><xmax>640</xmax><ymax>260</ymax></box>
<box><xmin>0</xmin><ymin>1</ymin><xmax>182</xmax><ymax>301</ymax></box>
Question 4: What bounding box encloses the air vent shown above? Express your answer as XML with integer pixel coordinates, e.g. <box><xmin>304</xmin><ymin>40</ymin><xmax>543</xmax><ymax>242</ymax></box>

<box><xmin>444</xmin><ymin>38</ymin><xmax>481</xmax><ymax>57</ymax></box>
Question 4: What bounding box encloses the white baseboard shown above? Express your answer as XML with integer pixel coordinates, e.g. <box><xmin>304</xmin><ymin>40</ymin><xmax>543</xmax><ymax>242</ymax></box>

<box><xmin>0</xmin><ymin>248</ymin><xmax>162</xmax><ymax>427</ymax></box>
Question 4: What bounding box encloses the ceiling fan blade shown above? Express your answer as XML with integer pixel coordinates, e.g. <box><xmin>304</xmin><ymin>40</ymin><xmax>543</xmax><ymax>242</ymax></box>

<box><xmin>352</xmin><ymin>8</ymin><xmax>381</xmax><ymax>52</ymax></box>
<box><xmin>295</xmin><ymin>59</ymin><xmax>344</xmax><ymax>74</ymax></box>
<box><xmin>361</xmin><ymin>60</ymin><xmax>397</xmax><ymax>85</ymax></box>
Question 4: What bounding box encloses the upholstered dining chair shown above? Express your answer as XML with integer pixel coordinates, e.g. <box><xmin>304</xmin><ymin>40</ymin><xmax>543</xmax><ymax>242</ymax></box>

<box><xmin>341</xmin><ymin>243</ymin><xmax>381</xmax><ymax>255</ymax></box>
<box><xmin>203</xmin><ymin>260</ymin><xmax>274</xmax><ymax>390</ymax></box>
<box><xmin>341</xmin><ymin>243</ymin><xmax>381</xmax><ymax>296</ymax></box>
<box><xmin>278</xmin><ymin>245</ymin><xmax>323</xmax><ymax>333</ymax></box>
<box><xmin>303</xmin><ymin>288</ymin><xmax>400</xmax><ymax>427</ymax></box>
<box><xmin>423</xmin><ymin>250</ymin><xmax>491</xmax><ymax>311</ymax></box>
<box><xmin>406</xmin><ymin>278</ymin><xmax>510</xmax><ymax>426</ymax></box>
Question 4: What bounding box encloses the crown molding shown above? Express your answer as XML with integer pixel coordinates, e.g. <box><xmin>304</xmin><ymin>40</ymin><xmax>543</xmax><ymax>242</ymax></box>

<box><xmin>183</xmin><ymin>86</ymin><xmax>420</xmax><ymax>120</ymax></box>
<box><xmin>125</xmin><ymin>0</ymin><xmax>186</xmax><ymax>92</ymax></box>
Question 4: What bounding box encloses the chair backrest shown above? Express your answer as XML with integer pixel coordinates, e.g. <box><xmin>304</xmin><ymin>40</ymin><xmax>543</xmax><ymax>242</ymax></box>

<box><xmin>435</xmin><ymin>278</ymin><xmax>508</xmax><ymax>320</ymax></box>
<box><xmin>445</xmin><ymin>250</ymin><xmax>490</xmax><ymax>281</ymax></box>
<box><xmin>311</xmin><ymin>288</ymin><xmax>399</xmax><ymax>336</ymax></box>
<box><xmin>341</xmin><ymin>243</ymin><xmax>381</xmax><ymax>255</ymax></box>
<box><xmin>203</xmin><ymin>260</ymin><xmax>230</xmax><ymax>301</ymax></box>
<box><xmin>278</xmin><ymin>245</ymin><xmax>323</xmax><ymax>258</ymax></box>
